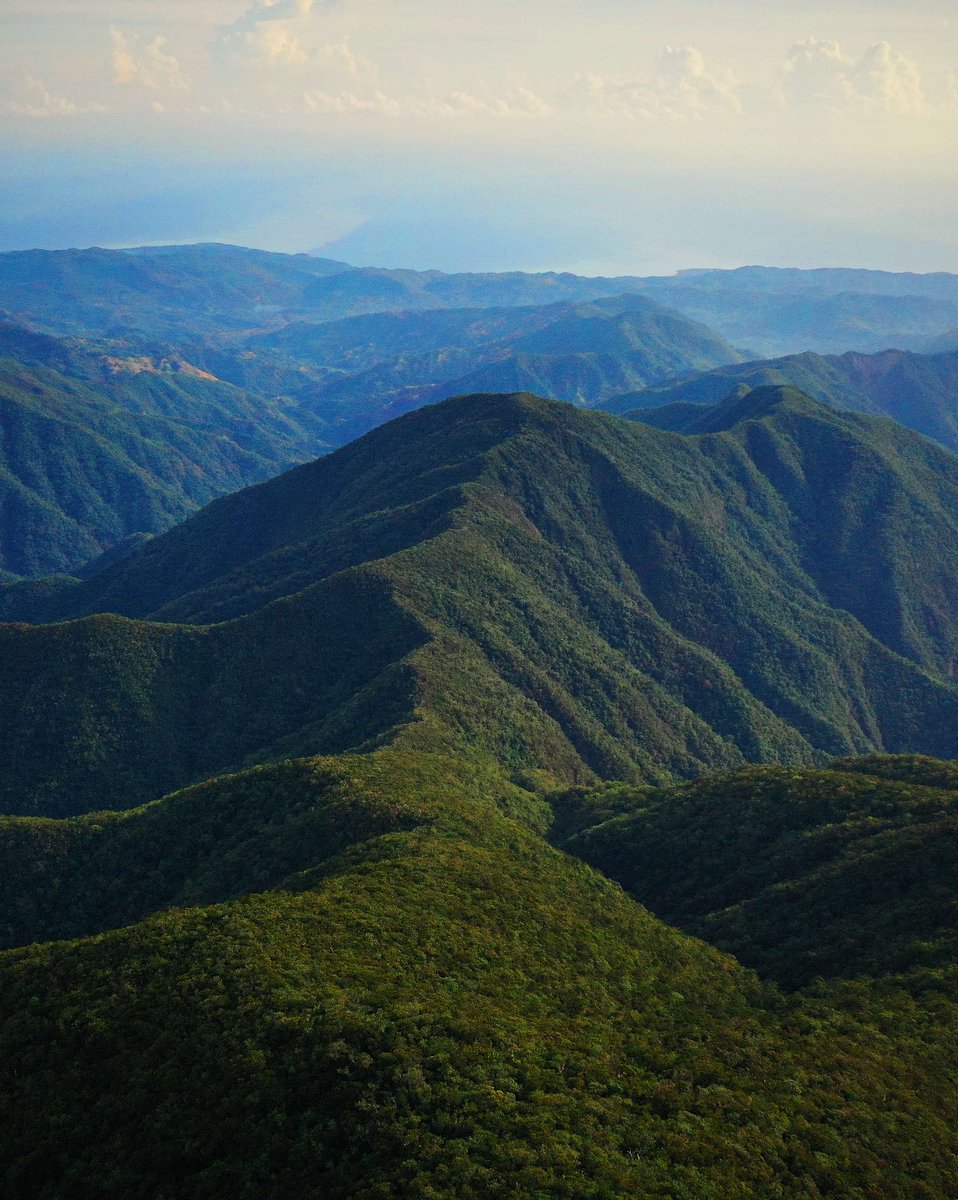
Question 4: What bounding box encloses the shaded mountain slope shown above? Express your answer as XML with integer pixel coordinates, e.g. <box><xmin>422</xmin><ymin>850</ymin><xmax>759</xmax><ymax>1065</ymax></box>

<box><xmin>610</xmin><ymin>347</ymin><xmax>958</xmax><ymax>456</ymax></box>
<box><xmin>558</xmin><ymin>755</ymin><xmax>958</xmax><ymax>989</ymax></box>
<box><xmin>5</xmin><ymin>390</ymin><xmax>958</xmax><ymax>820</ymax></box>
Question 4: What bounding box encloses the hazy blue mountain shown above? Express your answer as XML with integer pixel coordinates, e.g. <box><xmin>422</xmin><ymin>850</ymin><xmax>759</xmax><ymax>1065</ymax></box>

<box><xmin>3</xmin><ymin>244</ymin><xmax>957</xmax><ymax>355</ymax></box>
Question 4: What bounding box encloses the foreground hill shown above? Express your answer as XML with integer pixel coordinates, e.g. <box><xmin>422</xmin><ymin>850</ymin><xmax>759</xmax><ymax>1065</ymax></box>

<box><xmin>608</xmin><ymin>346</ymin><xmax>958</xmax><ymax>456</ymax></box>
<box><xmin>4</xmin><ymin>747</ymin><xmax>958</xmax><ymax>1198</ymax></box>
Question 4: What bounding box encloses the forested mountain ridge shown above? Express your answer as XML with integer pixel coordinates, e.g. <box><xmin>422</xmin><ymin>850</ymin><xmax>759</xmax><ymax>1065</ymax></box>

<box><xmin>5</xmin><ymin>386</ymin><xmax>958</xmax><ymax>1195</ymax></box>
<box><xmin>5</xmin><ymin>387</ymin><xmax>958</xmax><ymax>821</ymax></box>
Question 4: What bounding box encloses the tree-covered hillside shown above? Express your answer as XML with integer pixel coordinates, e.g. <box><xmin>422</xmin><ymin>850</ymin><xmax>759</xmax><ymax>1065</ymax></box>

<box><xmin>0</xmin><ymin>327</ymin><xmax>333</xmax><ymax>576</ymax></box>
<box><xmin>609</xmin><ymin>346</ymin><xmax>958</xmax><ymax>457</ymax></box>
<box><xmin>5</xmin><ymin>388</ymin><xmax>958</xmax><ymax>820</ymax></box>
<box><xmin>0</xmin><ymin>296</ymin><xmax>742</xmax><ymax>578</ymax></box>
<box><xmin>5</xmin><ymin>387</ymin><xmax>958</xmax><ymax>1196</ymax></box>
<box><xmin>4</xmin><ymin>745</ymin><xmax>958</xmax><ymax>1199</ymax></box>
<box><xmin>558</xmin><ymin>755</ymin><xmax>958</xmax><ymax>987</ymax></box>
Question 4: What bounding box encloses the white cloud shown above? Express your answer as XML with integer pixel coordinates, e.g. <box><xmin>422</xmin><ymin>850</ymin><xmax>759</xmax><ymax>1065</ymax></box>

<box><xmin>301</xmin><ymin>88</ymin><xmax>400</xmax><ymax>115</ymax></box>
<box><xmin>781</xmin><ymin>38</ymin><xmax>927</xmax><ymax>115</ymax></box>
<box><xmin>316</xmin><ymin>40</ymin><xmax>376</xmax><ymax>79</ymax></box>
<box><xmin>564</xmin><ymin>46</ymin><xmax>740</xmax><ymax>120</ymax></box>
<box><xmin>217</xmin><ymin>0</ymin><xmax>323</xmax><ymax>65</ymax></box>
<box><xmin>110</xmin><ymin>28</ymin><xmax>187</xmax><ymax>90</ymax></box>
<box><xmin>299</xmin><ymin>82</ymin><xmax>550</xmax><ymax>119</ymax></box>
<box><xmin>237</xmin><ymin>25</ymin><xmax>308</xmax><ymax>63</ymax></box>
<box><xmin>0</xmin><ymin>76</ymin><xmax>107</xmax><ymax>118</ymax></box>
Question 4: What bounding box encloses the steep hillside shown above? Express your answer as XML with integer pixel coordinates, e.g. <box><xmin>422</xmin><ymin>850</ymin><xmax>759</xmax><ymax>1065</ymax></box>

<box><xmin>610</xmin><ymin>347</ymin><xmax>958</xmax><ymax>456</ymax></box>
<box><xmin>5</xmin><ymin>389</ymin><xmax>958</xmax><ymax>819</ymax></box>
<box><xmin>0</xmin><ymin>341</ymin><xmax>329</xmax><ymax>576</ymax></box>
<box><xmin>0</xmin><ymin>295</ymin><xmax>742</xmax><ymax>578</ymax></box>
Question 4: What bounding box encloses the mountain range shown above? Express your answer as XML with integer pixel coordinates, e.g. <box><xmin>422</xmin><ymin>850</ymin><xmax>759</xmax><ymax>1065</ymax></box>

<box><xmin>609</xmin><ymin>346</ymin><xmax>958</xmax><ymax>454</ymax></box>
<box><xmin>5</xmin><ymin>243</ymin><xmax>958</xmax><ymax>1196</ymax></box>
<box><xmin>3</xmin><ymin>245</ymin><xmax>958</xmax><ymax>586</ymax></box>
<box><xmin>4</xmin><ymin>389</ymin><xmax>958</xmax><ymax>1195</ymax></box>
<box><xmin>3</xmin><ymin>244</ymin><xmax>958</xmax><ymax>353</ymax></box>
<box><xmin>0</xmin><ymin>296</ymin><xmax>743</xmax><ymax>577</ymax></box>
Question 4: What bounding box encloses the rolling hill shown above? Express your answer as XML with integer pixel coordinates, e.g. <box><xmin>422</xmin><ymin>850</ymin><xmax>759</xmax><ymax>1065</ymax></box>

<box><xmin>558</xmin><ymin>754</ymin><xmax>958</xmax><ymax>988</ymax></box>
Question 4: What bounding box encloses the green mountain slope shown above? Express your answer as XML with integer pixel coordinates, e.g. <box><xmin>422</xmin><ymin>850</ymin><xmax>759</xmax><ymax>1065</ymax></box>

<box><xmin>0</xmin><ymin>333</ymin><xmax>334</xmax><ymax>576</ymax></box>
<box><xmin>5</xmin><ymin>389</ymin><xmax>958</xmax><ymax>821</ymax></box>
<box><xmin>608</xmin><ymin>347</ymin><xmax>958</xmax><ymax>456</ymax></box>
<box><xmin>4</xmin><ymin>747</ymin><xmax>958</xmax><ymax>1199</ymax></box>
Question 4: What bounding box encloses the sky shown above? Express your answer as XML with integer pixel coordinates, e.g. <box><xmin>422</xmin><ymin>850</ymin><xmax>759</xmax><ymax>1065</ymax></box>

<box><xmin>1</xmin><ymin>1</ymin><xmax>957</xmax><ymax>275</ymax></box>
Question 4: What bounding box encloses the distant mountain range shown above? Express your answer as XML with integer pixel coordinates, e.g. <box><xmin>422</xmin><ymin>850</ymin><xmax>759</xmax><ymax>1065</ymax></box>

<box><xmin>2</xmin><ymin>243</ymin><xmax>957</xmax><ymax>353</ymax></box>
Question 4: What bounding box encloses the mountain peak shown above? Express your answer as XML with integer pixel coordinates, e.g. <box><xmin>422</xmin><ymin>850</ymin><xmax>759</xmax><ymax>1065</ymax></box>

<box><xmin>684</xmin><ymin>383</ymin><xmax>825</xmax><ymax>434</ymax></box>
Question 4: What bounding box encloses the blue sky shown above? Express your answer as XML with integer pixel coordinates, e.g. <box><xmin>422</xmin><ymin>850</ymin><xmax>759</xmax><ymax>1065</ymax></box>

<box><xmin>1</xmin><ymin>1</ymin><xmax>957</xmax><ymax>274</ymax></box>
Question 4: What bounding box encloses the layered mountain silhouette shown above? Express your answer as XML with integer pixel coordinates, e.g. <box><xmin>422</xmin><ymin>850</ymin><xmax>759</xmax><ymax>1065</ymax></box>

<box><xmin>5</xmin><ymin>385</ymin><xmax>958</xmax><ymax>1197</ymax></box>
<box><xmin>0</xmin><ymin>298</ymin><xmax>742</xmax><ymax>577</ymax></box>
<box><xmin>3</xmin><ymin>244</ymin><xmax>957</xmax><ymax>353</ymax></box>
